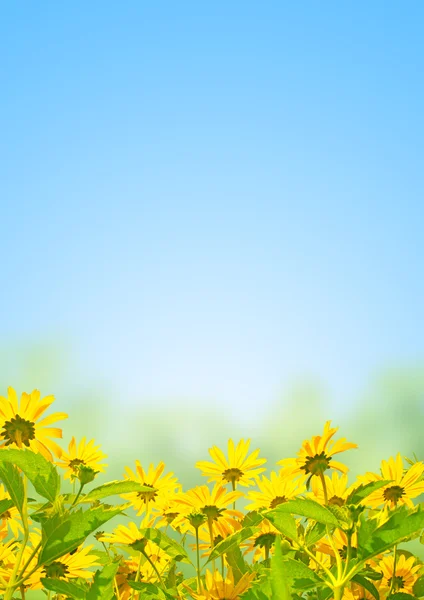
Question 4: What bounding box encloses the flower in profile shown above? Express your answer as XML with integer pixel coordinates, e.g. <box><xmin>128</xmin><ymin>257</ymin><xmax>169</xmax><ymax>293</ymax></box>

<box><xmin>0</xmin><ymin>387</ymin><xmax>67</xmax><ymax>461</ymax></box>
<box><xmin>188</xmin><ymin>513</ymin><xmax>243</xmax><ymax>559</ymax></box>
<box><xmin>195</xmin><ymin>439</ymin><xmax>267</xmax><ymax>489</ymax></box>
<box><xmin>56</xmin><ymin>437</ymin><xmax>107</xmax><ymax>481</ymax></box>
<box><xmin>182</xmin><ymin>567</ymin><xmax>256</xmax><ymax>600</ymax></box>
<box><xmin>277</xmin><ymin>421</ymin><xmax>357</xmax><ymax>480</ymax></box>
<box><xmin>377</xmin><ymin>554</ymin><xmax>421</xmax><ymax>596</ymax></box>
<box><xmin>121</xmin><ymin>461</ymin><xmax>182</xmax><ymax>515</ymax></box>
<box><xmin>310</xmin><ymin>472</ymin><xmax>354</xmax><ymax>507</ymax></box>
<box><xmin>245</xmin><ymin>470</ymin><xmax>305</xmax><ymax>511</ymax></box>
<box><xmin>356</xmin><ymin>453</ymin><xmax>424</xmax><ymax>508</ymax></box>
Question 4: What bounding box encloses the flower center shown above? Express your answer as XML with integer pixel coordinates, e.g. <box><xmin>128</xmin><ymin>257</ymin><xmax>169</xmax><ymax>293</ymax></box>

<box><xmin>269</xmin><ymin>496</ymin><xmax>288</xmax><ymax>509</ymax></box>
<box><xmin>1</xmin><ymin>414</ymin><xmax>36</xmax><ymax>448</ymax></box>
<box><xmin>165</xmin><ymin>512</ymin><xmax>179</xmax><ymax>524</ymax></box>
<box><xmin>254</xmin><ymin>532</ymin><xmax>276</xmax><ymax>549</ymax></box>
<box><xmin>222</xmin><ymin>468</ymin><xmax>244</xmax><ymax>483</ymax></box>
<box><xmin>43</xmin><ymin>562</ymin><xmax>70</xmax><ymax>579</ymax></box>
<box><xmin>301</xmin><ymin>451</ymin><xmax>331</xmax><ymax>476</ymax></box>
<box><xmin>69</xmin><ymin>458</ymin><xmax>86</xmax><ymax>471</ymax></box>
<box><xmin>202</xmin><ymin>505</ymin><xmax>225</xmax><ymax>520</ymax></box>
<box><xmin>1</xmin><ymin>510</ymin><xmax>12</xmax><ymax>520</ymax></box>
<box><xmin>328</xmin><ymin>495</ymin><xmax>345</xmax><ymax>507</ymax></box>
<box><xmin>389</xmin><ymin>575</ymin><xmax>405</xmax><ymax>591</ymax></box>
<box><xmin>383</xmin><ymin>485</ymin><xmax>405</xmax><ymax>504</ymax></box>
<box><xmin>136</xmin><ymin>484</ymin><xmax>158</xmax><ymax>503</ymax></box>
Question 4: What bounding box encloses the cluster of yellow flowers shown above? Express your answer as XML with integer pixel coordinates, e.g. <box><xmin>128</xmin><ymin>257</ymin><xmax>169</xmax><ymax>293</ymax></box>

<box><xmin>0</xmin><ymin>386</ymin><xmax>423</xmax><ymax>600</ymax></box>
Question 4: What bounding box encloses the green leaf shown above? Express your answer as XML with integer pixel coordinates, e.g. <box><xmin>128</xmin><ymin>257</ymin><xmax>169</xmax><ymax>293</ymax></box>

<box><xmin>127</xmin><ymin>581</ymin><xmax>174</xmax><ymax>599</ymax></box>
<box><xmin>139</xmin><ymin>527</ymin><xmax>192</xmax><ymax>564</ymax></box>
<box><xmin>351</xmin><ymin>574</ymin><xmax>380</xmax><ymax>600</ymax></box>
<box><xmin>41</xmin><ymin>578</ymin><xmax>88</xmax><ymax>599</ymax></box>
<box><xmin>0</xmin><ymin>462</ymin><xmax>25</xmax><ymax>516</ymax></box>
<box><xmin>346</xmin><ymin>480</ymin><xmax>392</xmax><ymax>505</ymax></box>
<box><xmin>83</xmin><ymin>480</ymin><xmax>156</xmax><ymax>503</ymax></box>
<box><xmin>358</xmin><ymin>506</ymin><xmax>424</xmax><ymax>560</ymax></box>
<box><xmin>0</xmin><ymin>448</ymin><xmax>60</xmax><ymax>501</ymax></box>
<box><xmin>225</xmin><ymin>546</ymin><xmax>249</xmax><ymax>583</ymax></box>
<box><xmin>242</xmin><ymin>511</ymin><xmax>264</xmax><ymax>527</ymax></box>
<box><xmin>305</xmin><ymin>522</ymin><xmax>327</xmax><ymax>547</ymax></box>
<box><xmin>207</xmin><ymin>526</ymin><xmax>259</xmax><ymax>563</ymax></box>
<box><xmin>389</xmin><ymin>594</ymin><xmax>419</xmax><ymax>600</ymax></box>
<box><xmin>265</xmin><ymin>510</ymin><xmax>298</xmax><ymax>541</ymax></box>
<box><xmin>278</xmin><ymin>557</ymin><xmax>324</xmax><ymax>591</ymax></box>
<box><xmin>39</xmin><ymin>503</ymin><xmax>124</xmax><ymax>564</ymax></box>
<box><xmin>87</xmin><ymin>559</ymin><xmax>121</xmax><ymax>600</ymax></box>
<box><xmin>414</xmin><ymin>576</ymin><xmax>424</xmax><ymax>598</ymax></box>
<box><xmin>266</xmin><ymin>498</ymin><xmax>341</xmax><ymax>527</ymax></box>
<box><xmin>0</xmin><ymin>498</ymin><xmax>16</xmax><ymax>518</ymax></box>
<box><xmin>270</xmin><ymin>536</ymin><xmax>291</xmax><ymax>600</ymax></box>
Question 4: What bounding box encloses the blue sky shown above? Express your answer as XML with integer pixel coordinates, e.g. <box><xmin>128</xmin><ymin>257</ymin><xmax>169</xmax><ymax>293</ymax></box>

<box><xmin>2</xmin><ymin>2</ymin><xmax>424</xmax><ymax>423</ymax></box>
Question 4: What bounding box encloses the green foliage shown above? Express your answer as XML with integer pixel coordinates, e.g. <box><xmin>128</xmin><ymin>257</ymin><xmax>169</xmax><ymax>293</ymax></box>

<box><xmin>0</xmin><ymin>448</ymin><xmax>60</xmax><ymax>501</ymax></box>
<box><xmin>270</xmin><ymin>535</ymin><xmax>291</xmax><ymax>600</ymax></box>
<box><xmin>351</xmin><ymin>574</ymin><xmax>380</xmax><ymax>600</ymax></box>
<box><xmin>139</xmin><ymin>527</ymin><xmax>192</xmax><ymax>564</ymax></box>
<box><xmin>82</xmin><ymin>480</ymin><xmax>157</xmax><ymax>503</ymax></box>
<box><xmin>41</xmin><ymin>577</ymin><xmax>88</xmax><ymax>599</ymax></box>
<box><xmin>0</xmin><ymin>463</ymin><xmax>24</xmax><ymax>516</ymax></box>
<box><xmin>86</xmin><ymin>558</ymin><xmax>121</xmax><ymax>600</ymax></box>
<box><xmin>266</xmin><ymin>498</ymin><xmax>341</xmax><ymax>527</ymax></box>
<box><xmin>265</xmin><ymin>510</ymin><xmax>298</xmax><ymax>541</ymax></box>
<box><xmin>414</xmin><ymin>575</ymin><xmax>424</xmax><ymax>598</ymax></box>
<box><xmin>127</xmin><ymin>581</ymin><xmax>175</xmax><ymax>599</ymax></box>
<box><xmin>207</xmin><ymin>526</ymin><xmax>259</xmax><ymax>563</ymax></box>
<box><xmin>39</xmin><ymin>504</ymin><xmax>125</xmax><ymax>564</ymax></box>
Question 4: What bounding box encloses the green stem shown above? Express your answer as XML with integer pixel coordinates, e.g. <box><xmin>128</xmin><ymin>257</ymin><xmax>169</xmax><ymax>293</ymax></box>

<box><xmin>231</xmin><ymin>478</ymin><xmax>236</xmax><ymax>510</ymax></box>
<box><xmin>195</xmin><ymin>526</ymin><xmax>202</xmax><ymax>593</ymax></box>
<box><xmin>319</xmin><ymin>472</ymin><xmax>343</xmax><ymax>582</ymax></box>
<box><xmin>17</xmin><ymin>541</ymin><xmax>42</xmax><ymax>582</ymax></box>
<box><xmin>130</xmin><ymin>552</ymin><xmax>143</xmax><ymax>600</ymax></box>
<box><xmin>71</xmin><ymin>482</ymin><xmax>85</xmax><ymax>507</ymax></box>
<box><xmin>141</xmin><ymin>550</ymin><xmax>165</xmax><ymax>589</ymax></box>
<box><xmin>302</xmin><ymin>545</ymin><xmax>337</xmax><ymax>586</ymax></box>
<box><xmin>207</xmin><ymin>517</ymin><xmax>217</xmax><ymax>573</ymax></box>
<box><xmin>388</xmin><ymin>545</ymin><xmax>398</xmax><ymax>596</ymax></box>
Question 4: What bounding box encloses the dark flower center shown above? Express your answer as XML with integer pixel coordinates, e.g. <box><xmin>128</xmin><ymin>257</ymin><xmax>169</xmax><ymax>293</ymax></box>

<box><xmin>222</xmin><ymin>468</ymin><xmax>244</xmax><ymax>483</ymax></box>
<box><xmin>269</xmin><ymin>496</ymin><xmax>288</xmax><ymax>509</ymax></box>
<box><xmin>254</xmin><ymin>532</ymin><xmax>277</xmax><ymax>549</ymax></box>
<box><xmin>328</xmin><ymin>495</ymin><xmax>345</xmax><ymax>507</ymax></box>
<box><xmin>136</xmin><ymin>484</ymin><xmax>158</xmax><ymax>503</ymax></box>
<box><xmin>69</xmin><ymin>458</ymin><xmax>86</xmax><ymax>471</ymax></box>
<box><xmin>1</xmin><ymin>415</ymin><xmax>36</xmax><ymax>447</ymax></box>
<box><xmin>302</xmin><ymin>452</ymin><xmax>331</xmax><ymax>476</ymax></box>
<box><xmin>202</xmin><ymin>505</ymin><xmax>225</xmax><ymax>521</ymax></box>
<box><xmin>43</xmin><ymin>562</ymin><xmax>70</xmax><ymax>579</ymax></box>
<box><xmin>389</xmin><ymin>575</ymin><xmax>405</xmax><ymax>591</ymax></box>
<box><xmin>383</xmin><ymin>485</ymin><xmax>405</xmax><ymax>504</ymax></box>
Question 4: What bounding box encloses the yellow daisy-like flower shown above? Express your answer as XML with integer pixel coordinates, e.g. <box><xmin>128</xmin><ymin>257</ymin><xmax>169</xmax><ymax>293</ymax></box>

<box><xmin>99</xmin><ymin>522</ymin><xmax>165</xmax><ymax>555</ymax></box>
<box><xmin>0</xmin><ymin>540</ymin><xmax>19</xmax><ymax>592</ymax></box>
<box><xmin>241</xmin><ymin>518</ymin><xmax>281</xmax><ymax>562</ymax></box>
<box><xmin>316</xmin><ymin>529</ymin><xmax>358</xmax><ymax>561</ymax></box>
<box><xmin>56</xmin><ymin>436</ymin><xmax>108</xmax><ymax>481</ymax></box>
<box><xmin>0</xmin><ymin>387</ymin><xmax>67</xmax><ymax>461</ymax></box>
<box><xmin>148</xmin><ymin>491</ymin><xmax>183</xmax><ymax>531</ymax></box>
<box><xmin>195</xmin><ymin>439</ymin><xmax>267</xmax><ymax>488</ymax></box>
<box><xmin>377</xmin><ymin>554</ymin><xmax>421</xmax><ymax>596</ymax></box>
<box><xmin>310</xmin><ymin>472</ymin><xmax>354</xmax><ymax>507</ymax></box>
<box><xmin>0</xmin><ymin>484</ymin><xmax>24</xmax><ymax>539</ymax></box>
<box><xmin>343</xmin><ymin>582</ymin><xmax>377</xmax><ymax>600</ymax></box>
<box><xmin>182</xmin><ymin>567</ymin><xmax>256</xmax><ymax>600</ymax></box>
<box><xmin>277</xmin><ymin>421</ymin><xmax>357</xmax><ymax>479</ymax></box>
<box><xmin>174</xmin><ymin>483</ymin><xmax>243</xmax><ymax>525</ymax></box>
<box><xmin>245</xmin><ymin>470</ymin><xmax>305</xmax><ymax>511</ymax></box>
<box><xmin>356</xmin><ymin>453</ymin><xmax>424</xmax><ymax>508</ymax></box>
<box><xmin>121</xmin><ymin>461</ymin><xmax>182</xmax><ymax>516</ymax></box>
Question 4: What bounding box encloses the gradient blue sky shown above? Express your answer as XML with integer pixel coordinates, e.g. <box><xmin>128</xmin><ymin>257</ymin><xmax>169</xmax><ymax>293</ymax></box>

<box><xmin>2</xmin><ymin>2</ymin><xmax>424</xmax><ymax>422</ymax></box>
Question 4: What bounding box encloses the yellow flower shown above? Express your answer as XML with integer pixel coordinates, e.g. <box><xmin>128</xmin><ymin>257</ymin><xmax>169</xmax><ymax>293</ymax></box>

<box><xmin>377</xmin><ymin>554</ymin><xmax>421</xmax><ymax>596</ymax></box>
<box><xmin>240</xmin><ymin>518</ymin><xmax>281</xmax><ymax>562</ymax></box>
<box><xmin>174</xmin><ymin>483</ymin><xmax>243</xmax><ymax>527</ymax></box>
<box><xmin>182</xmin><ymin>567</ymin><xmax>256</xmax><ymax>600</ymax></box>
<box><xmin>196</xmin><ymin>439</ymin><xmax>267</xmax><ymax>488</ymax></box>
<box><xmin>56</xmin><ymin>437</ymin><xmax>108</xmax><ymax>481</ymax></box>
<box><xmin>121</xmin><ymin>461</ymin><xmax>181</xmax><ymax>516</ymax></box>
<box><xmin>310</xmin><ymin>472</ymin><xmax>354</xmax><ymax>507</ymax></box>
<box><xmin>188</xmin><ymin>512</ymin><xmax>243</xmax><ymax>559</ymax></box>
<box><xmin>356</xmin><ymin>453</ymin><xmax>424</xmax><ymax>508</ymax></box>
<box><xmin>99</xmin><ymin>522</ymin><xmax>162</xmax><ymax>550</ymax></box>
<box><xmin>316</xmin><ymin>529</ymin><xmax>358</xmax><ymax>560</ymax></box>
<box><xmin>308</xmin><ymin>550</ymin><xmax>332</xmax><ymax>573</ymax></box>
<box><xmin>0</xmin><ymin>540</ymin><xmax>19</xmax><ymax>592</ymax></box>
<box><xmin>0</xmin><ymin>484</ymin><xmax>24</xmax><ymax>539</ymax></box>
<box><xmin>245</xmin><ymin>470</ymin><xmax>305</xmax><ymax>511</ymax></box>
<box><xmin>343</xmin><ymin>583</ymin><xmax>377</xmax><ymax>600</ymax></box>
<box><xmin>0</xmin><ymin>387</ymin><xmax>67</xmax><ymax>461</ymax></box>
<box><xmin>277</xmin><ymin>421</ymin><xmax>357</xmax><ymax>478</ymax></box>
